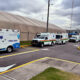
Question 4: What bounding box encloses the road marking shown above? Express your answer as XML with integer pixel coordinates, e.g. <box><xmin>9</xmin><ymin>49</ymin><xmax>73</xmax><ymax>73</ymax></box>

<box><xmin>0</xmin><ymin>49</ymin><xmax>40</xmax><ymax>58</ymax></box>
<box><xmin>0</xmin><ymin>57</ymin><xmax>80</xmax><ymax>75</ymax></box>
<box><xmin>27</xmin><ymin>47</ymin><xmax>39</xmax><ymax>50</ymax></box>
<box><xmin>48</xmin><ymin>57</ymin><xmax>80</xmax><ymax>65</ymax></box>
<box><xmin>74</xmin><ymin>45</ymin><xmax>79</xmax><ymax>47</ymax></box>
<box><xmin>41</xmin><ymin>48</ymin><xmax>49</xmax><ymax>51</ymax></box>
<box><xmin>0</xmin><ymin>64</ymin><xmax>16</xmax><ymax>72</ymax></box>
<box><xmin>0</xmin><ymin>57</ymin><xmax>48</xmax><ymax>75</ymax></box>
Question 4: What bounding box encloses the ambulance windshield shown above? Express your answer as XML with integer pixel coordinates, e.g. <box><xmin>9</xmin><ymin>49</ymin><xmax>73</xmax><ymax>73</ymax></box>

<box><xmin>35</xmin><ymin>34</ymin><xmax>40</xmax><ymax>38</ymax></box>
<box><xmin>56</xmin><ymin>35</ymin><xmax>62</xmax><ymax>39</ymax></box>
<box><xmin>37</xmin><ymin>35</ymin><xmax>47</xmax><ymax>39</ymax></box>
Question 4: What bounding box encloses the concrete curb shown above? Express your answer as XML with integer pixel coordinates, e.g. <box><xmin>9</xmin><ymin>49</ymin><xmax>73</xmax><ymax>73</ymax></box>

<box><xmin>0</xmin><ymin>57</ymin><xmax>80</xmax><ymax>80</ymax></box>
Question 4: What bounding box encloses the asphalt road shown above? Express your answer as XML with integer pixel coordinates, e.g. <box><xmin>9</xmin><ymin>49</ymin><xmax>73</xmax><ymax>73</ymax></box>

<box><xmin>0</xmin><ymin>42</ymin><xmax>80</xmax><ymax>69</ymax></box>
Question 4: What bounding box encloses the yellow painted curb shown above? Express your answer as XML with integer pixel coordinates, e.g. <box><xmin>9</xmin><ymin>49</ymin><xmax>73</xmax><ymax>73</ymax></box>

<box><xmin>20</xmin><ymin>45</ymin><xmax>31</xmax><ymax>48</ymax></box>
<box><xmin>0</xmin><ymin>49</ymin><xmax>40</xmax><ymax>58</ymax></box>
<box><xmin>77</xmin><ymin>46</ymin><xmax>80</xmax><ymax>50</ymax></box>
<box><xmin>48</xmin><ymin>57</ymin><xmax>80</xmax><ymax>65</ymax></box>
<box><xmin>0</xmin><ymin>57</ymin><xmax>80</xmax><ymax>75</ymax></box>
<box><xmin>0</xmin><ymin>57</ymin><xmax>48</xmax><ymax>75</ymax></box>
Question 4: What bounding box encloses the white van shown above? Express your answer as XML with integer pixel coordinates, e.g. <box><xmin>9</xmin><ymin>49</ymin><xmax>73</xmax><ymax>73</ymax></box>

<box><xmin>32</xmin><ymin>33</ymin><xmax>56</xmax><ymax>47</ymax></box>
<box><xmin>0</xmin><ymin>29</ymin><xmax>20</xmax><ymax>52</ymax></box>
<box><xmin>69</xmin><ymin>35</ymin><xmax>80</xmax><ymax>42</ymax></box>
<box><xmin>56</xmin><ymin>33</ymin><xmax>69</xmax><ymax>44</ymax></box>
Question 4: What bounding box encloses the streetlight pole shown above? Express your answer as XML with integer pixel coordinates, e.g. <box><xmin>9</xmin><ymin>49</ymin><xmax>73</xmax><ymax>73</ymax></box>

<box><xmin>46</xmin><ymin>0</ymin><xmax>50</xmax><ymax>32</ymax></box>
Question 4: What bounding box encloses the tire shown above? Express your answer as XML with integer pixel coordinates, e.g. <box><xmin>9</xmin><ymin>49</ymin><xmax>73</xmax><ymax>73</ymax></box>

<box><xmin>51</xmin><ymin>42</ymin><xmax>54</xmax><ymax>46</ymax></box>
<box><xmin>40</xmin><ymin>43</ymin><xmax>44</xmax><ymax>48</ymax></box>
<box><xmin>62</xmin><ymin>41</ymin><xmax>66</xmax><ymax>44</ymax></box>
<box><xmin>60</xmin><ymin>41</ymin><xmax>63</xmax><ymax>45</ymax></box>
<box><xmin>7</xmin><ymin>46</ymin><xmax>13</xmax><ymax>53</ymax></box>
<box><xmin>62</xmin><ymin>41</ymin><xmax>65</xmax><ymax>44</ymax></box>
<box><xmin>75</xmin><ymin>40</ymin><xmax>78</xmax><ymax>43</ymax></box>
<box><xmin>32</xmin><ymin>44</ymin><xmax>34</xmax><ymax>47</ymax></box>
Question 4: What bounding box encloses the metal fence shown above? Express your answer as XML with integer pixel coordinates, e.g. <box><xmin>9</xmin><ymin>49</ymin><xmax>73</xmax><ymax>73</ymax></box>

<box><xmin>20</xmin><ymin>32</ymin><xmax>38</xmax><ymax>41</ymax></box>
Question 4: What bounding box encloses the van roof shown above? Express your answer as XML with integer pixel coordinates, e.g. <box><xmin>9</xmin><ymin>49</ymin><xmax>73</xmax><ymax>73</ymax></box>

<box><xmin>0</xmin><ymin>29</ymin><xmax>19</xmax><ymax>32</ymax></box>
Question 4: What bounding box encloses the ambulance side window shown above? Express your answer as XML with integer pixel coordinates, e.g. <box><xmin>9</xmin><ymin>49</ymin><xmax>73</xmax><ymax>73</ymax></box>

<box><xmin>61</xmin><ymin>35</ymin><xmax>62</xmax><ymax>38</ymax></box>
<box><xmin>0</xmin><ymin>36</ymin><xmax>3</xmax><ymax>39</ymax></box>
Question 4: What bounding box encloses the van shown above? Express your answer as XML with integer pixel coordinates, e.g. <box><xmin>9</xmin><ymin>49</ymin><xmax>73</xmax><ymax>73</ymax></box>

<box><xmin>56</xmin><ymin>33</ymin><xmax>69</xmax><ymax>44</ymax></box>
<box><xmin>0</xmin><ymin>29</ymin><xmax>20</xmax><ymax>53</ymax></box>
<box><xmin>69</xmin><ymin>35</ymin><xmax>80</xmax><ymax>42</ymax></box>
<box><xmin>32</xmin><ymin>33</ymin><xmax>56</xmax><ymax>47</ymax></box>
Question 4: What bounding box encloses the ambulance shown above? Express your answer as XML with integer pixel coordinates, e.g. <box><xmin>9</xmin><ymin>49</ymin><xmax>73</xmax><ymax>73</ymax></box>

<box><xmin>32</xmin><ymin>33</ymin><xmax>56</xmax><ymax>47</ymax></box>
<box><xmin>56</xmin><ymin>33</ymin><xmax>69</xmax><ymax>44</ymax></box>
<box><xmin>0</xmin><ymin>29</ymin><xmax>20</xmax><ymax>53</ymax></box>
<box><xmin>69</xmin><ymin>35</ymin><xmax>80</xmax><ymax>42</ymax></box>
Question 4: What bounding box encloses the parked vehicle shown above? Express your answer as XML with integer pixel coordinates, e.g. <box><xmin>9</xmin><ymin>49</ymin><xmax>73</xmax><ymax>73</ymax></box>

<box><xmin>32</xmin><ymin>33</ymin><xmax>56</xmax><ymax>47</ymax></box>
<box><xmin>69</xmin><ymin>35</ymin><xmax>80</xmax><ymax>42</ymax></box>
<box><xmin>56</xmin><ymin>33</ymin><xmax>69</xmax><ymax>44</ymax></box>
<box><xmin>0</xmin><ymin>29</ymin><xmax>20</xmax><ymax>53</ymax></box>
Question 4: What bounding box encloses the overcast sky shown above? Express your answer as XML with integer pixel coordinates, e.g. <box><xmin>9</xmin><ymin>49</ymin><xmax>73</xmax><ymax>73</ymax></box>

<box><xmin>0</xmin><ymin>0</ymin><xmax>80</xmax><ymax>29</ymax></box>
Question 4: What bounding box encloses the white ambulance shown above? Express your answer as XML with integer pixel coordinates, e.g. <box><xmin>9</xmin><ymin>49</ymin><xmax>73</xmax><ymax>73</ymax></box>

<box><xmin>0</xmin><ymin>29</ymin><xmax>20</xmax><ymax>53</ymax></box>
<box><xmin>56</xmin><ymin>33</ymin><xmax>69</xmax><ymax>44</ymax></box>
<box><xmin>69</xmin><ymin>35</ymin><xmax>80</xmax><ymax>42</ymax></box>
<box><xmin>32</xmin><ymin>33</ymin><xmax>56</xmax><ymax>47</ymax></box>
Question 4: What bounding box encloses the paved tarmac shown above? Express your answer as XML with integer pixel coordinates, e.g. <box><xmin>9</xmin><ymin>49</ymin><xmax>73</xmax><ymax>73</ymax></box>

<box><xmin>0</xmin><ymin>42</ymin><xmax>80</xmax><ymax>72</ymax></box>
<box><xmin>0</xmin><ymin>57</ymin><xmax>80</xmax><ymax>80</ymax></box>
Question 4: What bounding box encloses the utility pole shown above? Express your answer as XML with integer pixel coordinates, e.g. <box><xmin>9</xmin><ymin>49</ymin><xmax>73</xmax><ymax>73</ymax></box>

<box><xmin>46</xmin><ymin>0</ymin><xmax>50</xmax><ymax>32</ymax></box>
<box><xmin>70</xmin><ymin>0</ymin><xmax>74</xmax><ymax>32</ymax></box>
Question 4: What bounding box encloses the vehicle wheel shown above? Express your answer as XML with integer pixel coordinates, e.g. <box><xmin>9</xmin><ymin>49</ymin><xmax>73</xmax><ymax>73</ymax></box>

<box><xmin>75</xmin><ymin>41</ymin><xmax>78</xmax><ymax>43</ymax></box>
<box><xmin>32</xmin><ymin>44</ymin><xmax>34</xmax><ymax>46</ymax></box>
<box><xmin>63</xmin><ymin>41</ymin><xmax>66</xmax><ymax>44</ymax></box>
<box><xmin>51</xmin><ymin>42</ymin><xmax>54</xmax><ymax>46</ymax></box>
<box><xmin>60</xmin><ymin>41</ymin><xmax>63</xmax><ymax>45</ymax></box>
<box><xmin>41</xmin><ymin>43</ymin><xmax>44</xmax><ymax>48</ymax></box>
<box><xmin>7</xmin><ymin>46</ymin><xmax>13</xmax><ymax>53</ymax></box>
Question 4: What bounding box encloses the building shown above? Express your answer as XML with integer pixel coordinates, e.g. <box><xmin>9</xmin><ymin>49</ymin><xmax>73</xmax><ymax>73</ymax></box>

<box><xmin>0</xmin><ymin>11</ymin><xmax>66</xmax><ymax>41</ymax></box>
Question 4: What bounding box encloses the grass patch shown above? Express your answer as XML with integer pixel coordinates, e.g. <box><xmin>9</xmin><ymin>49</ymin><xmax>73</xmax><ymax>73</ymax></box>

<box><xmin>20</xmin><ymin>41</ymin><xmax>31</xmax><ymax>45</ymax></box>
<box><xmin>30</xmin><ymin>67</ymin><xmax>80</xmax><ymax>80</ymax></box>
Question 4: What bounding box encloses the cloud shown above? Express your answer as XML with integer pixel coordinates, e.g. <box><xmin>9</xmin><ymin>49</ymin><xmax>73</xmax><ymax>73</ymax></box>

<box><xmin>52</xmin><ymin>0</ymin><xmax>80</xmax><ymax>29</ymax></box>
<box><xmin>62</xmin><ymin>0</ymin><xmax>80</xmax><ymax>9</ymax></box>
<box><xmin>0</xmin><ymin>0</ymin><xmax>47</xmax><ymax>13</ymax></box>
<box><xmin>0</xmin><ymin>0</ymin><xmax>80</xmax><ymax>29</ymax></box>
